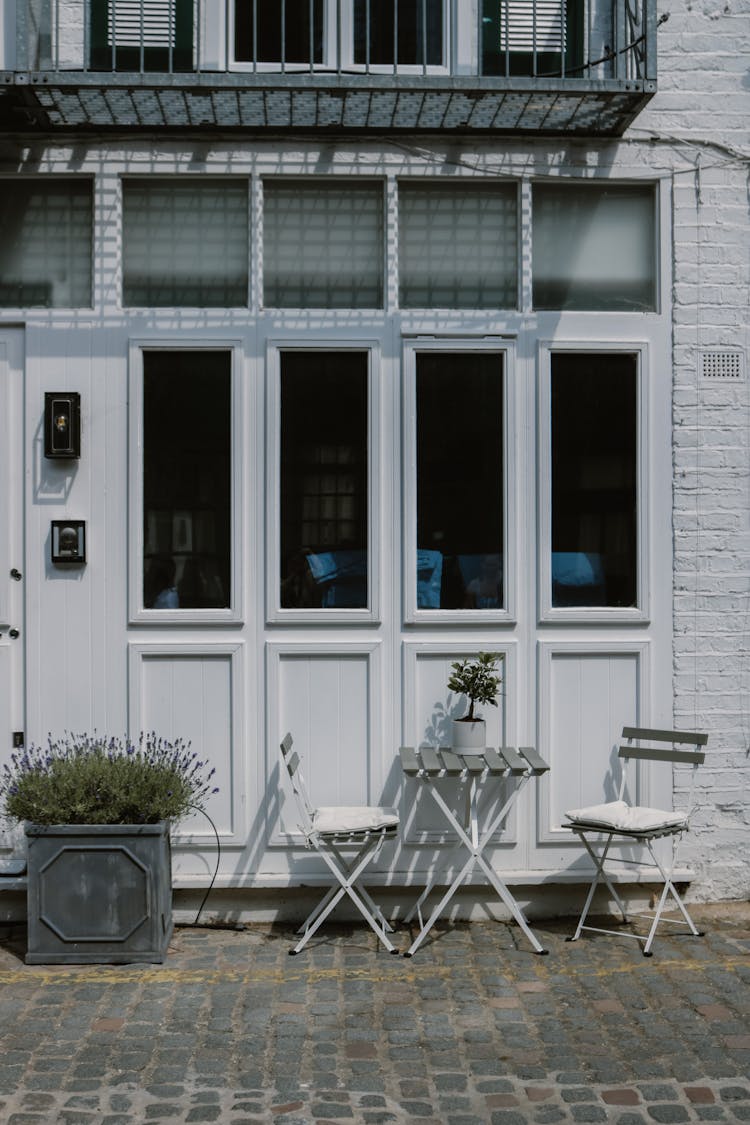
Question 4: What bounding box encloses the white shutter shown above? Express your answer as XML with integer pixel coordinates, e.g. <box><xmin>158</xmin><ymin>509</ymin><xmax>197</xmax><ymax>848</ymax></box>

<box><xmin>108</xmin><ymin>0</ymin><xmax>176</xmax><ymax>47</ymax></box>
<box><xmin>499</xmin><ymin>1</ymin><xmax>566</xmax><ymax>52</ymax></box>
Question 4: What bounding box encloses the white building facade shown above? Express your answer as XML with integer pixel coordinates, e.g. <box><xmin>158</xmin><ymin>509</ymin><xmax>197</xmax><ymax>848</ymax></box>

<box><xmin>0</xmin><ymin>0</ymin><xmax>748</xmax><ymax>914</ymax></box>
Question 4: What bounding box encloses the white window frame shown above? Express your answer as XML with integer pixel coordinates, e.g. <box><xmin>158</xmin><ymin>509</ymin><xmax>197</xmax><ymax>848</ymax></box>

<box><xmin>338</xmin><ymin>0</ymin><xmax>450</xmax><ymax>75</ymax></box>
<box><xmin>227</xmin><ymin>0</ymin><xmax>450</xmax><ymax>73</ymax></box>
<box><xmin>266</xmin><ymin>340</ymin><xmax>382</xmax><ymax>625</ymax></box>
<box><xmin>128</xmin><ymin>338</ymin><xmax>245</xmax><ymax>625</ymax></box>
<box><xmin>228</xmin><ymin>0</ymin><xmax>338</xmax><ymax>71</ymax></box>
<box><xmin>536</xmin><ymin>339</ymin><xmax>650</xmax><ymax>624</ymax></box>
<box><xmin>403</xmin><ymin>337</ymin><xmax>517</xmax><ymax>625</ymax></box>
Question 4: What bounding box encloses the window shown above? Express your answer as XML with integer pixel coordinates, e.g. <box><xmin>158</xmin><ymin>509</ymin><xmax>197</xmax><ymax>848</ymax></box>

<box><xmin>550</xmin><ymin>353</ymin><xmax>638</xmax><ymax>609</ymax></box>
<box><xmin>354</xmin><ymin>0</ymin><xmax>443</xmax><ymax>67</ymax></box>
<box><xmin>399</xmin><ymin>182</ymin><xmax>518</xmax><ymax>309</ymax></box>
<box><xmin>482</xmin><ymin>0</ymin><xmax>584</xmax><ymax>77</ymax></box>
<box><xmin>234</xmin><ymin>0</ymin><xmax>324</xmax><ymax>65</ymax></box>
<box><xmin>122</xmin><ymin>179</ymin><xmax>249</xmax><ymax>307</ymax></box>
<box><xmin>142</xmin><ymin>351</ymin><xmax>232</xmax><ymax>611</ymax></box>
<box><xmin>415</xmin><ymin>353</ymin><xmax>504</xmax><ymax>611</ymax></box>
<box><xmin>532</xmin><ymin>183</ymin><xmax>656</xmax><ymax>311</ymax></box>
<box><xmin>231</xmin><ymin>1</ymin><xmax>444</xmax><ymax>69</ymax></box>
<box><xmin>0</xmin><ymin>179</ymin><xmax>92</xmax><ymax>308</ymax></box>
<box><xmin>280</xmin><ymin>352</ymin><xmax>369</xmax><ymax>610</ymax></box>
<box><xmin>263</xmin><ymin>181</ymin><xmax>383</xmax><ymax>308</ymax></box>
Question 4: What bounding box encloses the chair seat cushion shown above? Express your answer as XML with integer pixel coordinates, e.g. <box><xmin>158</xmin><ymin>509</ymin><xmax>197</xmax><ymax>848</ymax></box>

<box><xmin>313</xmin><ymin>806</ymin><xmax>400</xmax><ymax>835</ymax></box>
<box><xmin>564</xmin><ymin>799</ymin><xmax>687</xmax><ymax>834</ymax></box>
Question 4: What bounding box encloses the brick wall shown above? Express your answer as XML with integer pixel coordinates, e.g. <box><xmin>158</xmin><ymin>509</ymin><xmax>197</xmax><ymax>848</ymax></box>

<box><xmin>639</xmin><ymin>3</ymin><xmax>750</xmax><ymax>898</ymax></box>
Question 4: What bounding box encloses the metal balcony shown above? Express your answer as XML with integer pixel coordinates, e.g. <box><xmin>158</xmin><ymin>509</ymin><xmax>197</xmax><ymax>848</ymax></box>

<box><xmin>1</xmin><ymin>1</ymin><xmax>658</xmax><ymax>136</ymax></box>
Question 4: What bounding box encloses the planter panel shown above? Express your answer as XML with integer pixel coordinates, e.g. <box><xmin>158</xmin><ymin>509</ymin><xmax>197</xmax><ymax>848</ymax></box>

<box><xmin>25</xmin><ymin>822</ymin><xmax>173</xmax><ymax>964</ymax></box>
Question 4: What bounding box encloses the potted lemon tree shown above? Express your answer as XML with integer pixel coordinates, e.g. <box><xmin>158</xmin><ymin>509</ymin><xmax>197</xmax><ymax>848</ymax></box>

<box><xmin>0</xmin><ymin>732</ymin><xmax>217</xmax><ymax>964</ymax></box>
<box><xmin>448</xmin><ymin>652</ymin><xmax>503</xmax><ymax>751</ymax></box>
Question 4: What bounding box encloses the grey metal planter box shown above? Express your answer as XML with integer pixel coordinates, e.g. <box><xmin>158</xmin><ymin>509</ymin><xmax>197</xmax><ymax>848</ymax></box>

<box><xmin>25</xmin><ymin>821</ymin><xmax>173</xmax><ymax>964</ymax></box>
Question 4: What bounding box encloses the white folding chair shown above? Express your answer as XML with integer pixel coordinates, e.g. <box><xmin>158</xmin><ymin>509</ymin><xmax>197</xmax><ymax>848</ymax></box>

<box><xmin>564</xmin><ymin>725</ymin><xmax>708</xmax><ymax>956</ymax></box>
<box><xmin>280</xmin><ymin>733</ymin><xmax>400</xmax><ymax>955</ymax></box>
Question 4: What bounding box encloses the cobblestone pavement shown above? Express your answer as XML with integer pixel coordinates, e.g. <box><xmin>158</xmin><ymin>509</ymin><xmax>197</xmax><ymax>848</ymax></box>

<box><xmin>0</xmin><ymin>902</ymin><xmax>748</xmax><ymax>1124</ymax></box>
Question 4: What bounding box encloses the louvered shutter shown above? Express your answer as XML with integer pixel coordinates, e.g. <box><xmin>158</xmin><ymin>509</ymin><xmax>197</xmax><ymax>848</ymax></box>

<box><xmin>499</xmin><ymin>0</ymin><xmax>566</xmax><ymax>52</ymax></box>
<box><xmin>89</xmin><ymin>0</ymin><xmax>193</xmax><ymax>70</ymax></box>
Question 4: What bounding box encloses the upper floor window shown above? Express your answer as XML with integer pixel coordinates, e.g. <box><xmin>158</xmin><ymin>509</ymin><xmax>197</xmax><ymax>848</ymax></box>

<box><xmin>481</xmin><ymin>0</ymin><xmax>585</xmax><ymax>77</ymax></box>
<box><xmin>232</xmin><ymin>0</ymin><xmax>445</xmax><ymax>69</ymax></box>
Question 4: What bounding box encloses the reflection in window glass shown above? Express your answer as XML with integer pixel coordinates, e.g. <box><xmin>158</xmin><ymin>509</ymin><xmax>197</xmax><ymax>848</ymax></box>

<box><xmin>143</xmin><ymin>352</ymin><xmax>231</xmax><ymax>610</ymax></box>
<box><xmin>354</xmin><ymin>0</ymin><xmax>443</xmax><ymax>65</ymax></box>
<box><xmin>551</xmin><ymin>353</ymin><xmax>637</xmax><ymax>608</ymax></box>
<box><xmin>416</xmin><ymin>353</ymin><xmax>504</xmax><ymax>610</ymax></box>
<box><xmin>234</xmin><ymin>0</ymin><xmax>324</xmax><ymax>63</ymax></box>
<box><xmin>264</xmin><ymin>181</ymin><xmax>383</xmax><ymax>309</ymax></box>
<box><xmin>280</xmin><ymin>352</ymin><xmax>368</xmax><ymax>609</ymax></box>
<box><xmin>399</xmin><ymin>182</ymin><xmax>518</xmax><ymax>309</ymax></box>
<box><xmin>533</xmin><ymin>184</ymin><xmax>656</xmax><ymax>311</ymax></box>
<box><xmin>0</xmin><ymin>179</ymin><xmax>92</xmax><ymax>308</ymax></box>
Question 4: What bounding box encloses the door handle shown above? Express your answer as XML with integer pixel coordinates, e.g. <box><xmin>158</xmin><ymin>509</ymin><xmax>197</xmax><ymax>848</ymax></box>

<box><xmin>8</xmin><ymin>628</ymin><xmax>19</xmax><ymax>639</ymax></box>
<box><xmin>10</xmin><ymin>569</ymin><xmax>22</xmax><ymax>581</ymax></box>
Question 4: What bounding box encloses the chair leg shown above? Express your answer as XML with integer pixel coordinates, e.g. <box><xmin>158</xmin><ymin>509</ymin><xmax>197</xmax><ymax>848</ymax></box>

<box><xmin>290</xmin><ymin>837</ymin><xmax>398</xmax><ymax>955</ymax></box>
<box><xmin>568</xmin><ymin>833</ymin><xmax>628</xmax><ymax>942</ymax></box>
<box><xmin>641</xmin><ymin>839</ymin><xmax>703</xmax><ymax>956</ymax></box>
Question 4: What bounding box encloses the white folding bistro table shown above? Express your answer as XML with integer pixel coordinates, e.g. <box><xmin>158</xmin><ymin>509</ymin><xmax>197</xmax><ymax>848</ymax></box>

<box><xmin>399</xmin><ymin>745</ymin><xmax>550</xmax><ymax>957</ymax></box>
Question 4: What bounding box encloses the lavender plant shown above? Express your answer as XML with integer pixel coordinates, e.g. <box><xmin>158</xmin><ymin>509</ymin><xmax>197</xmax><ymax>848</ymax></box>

<box><xmin>0</xmin><ymin>733</ymin><xmax>218</xmax><ymax>826</ymax></box>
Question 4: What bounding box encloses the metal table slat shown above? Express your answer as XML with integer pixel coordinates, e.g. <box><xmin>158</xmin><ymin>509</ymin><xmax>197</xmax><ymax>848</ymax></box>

<box><xmin>461</xmin><ymin>753</ymin><xmax>486</xmax><ymax>774</ymax></box>
<box><xmin>419</xmin><ymin>746</ymin><xmax>443</xmax><ymax>774</ymax></box>
<box><xmin>482</xmin><ymin>748</ymin><xmax>509</xmax><ymax>775</ymax></box>
<box><xmin>438</xmin><ymin>749</ymin><xmax>464</xmax><ymax>775</ymax></box>
<box><xmin>496</xmin><ymin>746</ymin><xmax>527</xmax><ymax>775</ymax></box>
<box><xmin>518</xmin><ymin>746</ymin><xmax>550</xmax><ymax>774</ymax></box>
<box><xmin>399</xmin><ymin>746</ymin><xmax>420</xmax><ymax>776</ymax></box>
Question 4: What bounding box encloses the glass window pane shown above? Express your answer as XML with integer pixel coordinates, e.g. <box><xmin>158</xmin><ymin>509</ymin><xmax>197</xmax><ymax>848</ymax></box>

<box><xmin>416</xmin><ymin>353</ymin><xmax>504</xmax><ymax>610</ymax></box>
<box><xmin>533</xmin><ymin>183</ymin><xmax>656</xmax><ymax>311</ymax></box>
<box><xmin>123</xmin><ymin>179</ymin><xmax>249</xmax><ymax>307</ymax></box>
<box><xmin>551</xmin><ymin>353</ymin><xmax>637</xmax><ymax>608</ymax></box>
<box><xmin>0</xmin><ymin>179</ymin><xmax>92</xmax><ymax>308</ymax></box>
<box><xmin>143</xmin><ymin>351</ymin><xmax>232</xmax><ymax>610</ymax></box>
<box><xmin>280</xmin><ymin>352</ymin><xmax>368</xmax><ymax>609</ymax></box>
<box><xmin>354</xmin><ymin>0</ymin><xmax>443</xmax><ymax>65</ymax></box>
<box><xmin>264</xmin><ymin>181</ymin><xmax>383</xmax><ymax>308</ymax></box>
<box><xmin>234</xmin><ymin>0</ymin><xmax>324</xmax><ymax>63</ymax></box>
<box><xmin>399</xmin><ymin>182</ymin><xmax>517</xmax><ymax>309</ymax></box>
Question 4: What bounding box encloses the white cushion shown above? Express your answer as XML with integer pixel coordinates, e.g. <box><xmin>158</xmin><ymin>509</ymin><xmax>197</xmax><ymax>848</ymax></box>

<box><xmin>564</xmin><ymin>799</ymin><xmax>687</xmax><ymax>834</ymax></box>
<box><xmin>313</xmin><ymin>806</ymin><xmax>399</xmax><ymax>835</ymax></box>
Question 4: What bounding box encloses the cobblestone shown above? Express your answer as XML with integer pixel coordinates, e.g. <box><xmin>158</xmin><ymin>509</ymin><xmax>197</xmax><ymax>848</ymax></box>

<box><xmin>0</xmin><ymin>903</ymin><xmax>748</xmax><ymax>1123</ymax></box>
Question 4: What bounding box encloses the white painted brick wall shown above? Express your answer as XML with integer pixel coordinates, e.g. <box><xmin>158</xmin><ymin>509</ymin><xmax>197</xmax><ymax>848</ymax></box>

<box><xmin>639</xmin><ymin>3</ymin><xmax>750</xmax><ymax>899</ymax></box>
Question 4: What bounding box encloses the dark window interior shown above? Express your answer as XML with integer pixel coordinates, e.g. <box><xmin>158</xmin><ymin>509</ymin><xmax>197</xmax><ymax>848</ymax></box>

<box><xmin>143</xmin><ymin>351</ymin><xmax>232</xmax><ymax>610</ymax></box>
<box><xmin>551</xmin><ymin>352</ymin><xmax>638</xmax><ymax>608</ymax></box>
<box><xmin>416</xmin><ymin>352</ymin><xmax>504</xmax><ymax>610</ymax></box>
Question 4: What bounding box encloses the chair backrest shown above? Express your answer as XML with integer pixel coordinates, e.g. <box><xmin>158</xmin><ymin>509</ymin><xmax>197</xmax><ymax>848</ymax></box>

<box><xmin>617</xmin><ymin>726</ymin><xmax>708</xmax><ymax>811</ymax></box>
<box><xmin>280</xmin><ymin>733</ymin><xmax>315</xmax><ymax>833</ymax></box>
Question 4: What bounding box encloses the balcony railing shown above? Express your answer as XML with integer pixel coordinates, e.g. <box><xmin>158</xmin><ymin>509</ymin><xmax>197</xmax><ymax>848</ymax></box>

<box><xmin>3</xmin><ymin>0</ymin><xmax>657</xmax><ymax>135</ymax></box>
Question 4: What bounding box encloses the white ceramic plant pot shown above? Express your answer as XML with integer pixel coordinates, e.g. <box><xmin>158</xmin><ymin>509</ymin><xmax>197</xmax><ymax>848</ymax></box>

<box><xmin>451</xmin><ymin>719</ymin><xmax>486</xmax><ymax>752</ymax></box>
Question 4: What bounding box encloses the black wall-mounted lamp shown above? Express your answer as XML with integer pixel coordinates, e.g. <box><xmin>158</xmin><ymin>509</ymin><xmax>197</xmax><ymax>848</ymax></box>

<box><xmin>44</xmin><ymin>392</ymin><xmax>81</xmax><ymax>459</ymax></box>
<box><xmin>51</xmin><ymin>520</ymin><xmax>86</xmax><ymax>565</ymax></box>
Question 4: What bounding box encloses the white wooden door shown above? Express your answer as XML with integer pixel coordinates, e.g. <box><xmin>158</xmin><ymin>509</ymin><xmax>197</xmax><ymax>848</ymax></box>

<box><xmin>0</xmin><ymin>330</ymin><xmax>25</xmax><ymax>851</ymax></box>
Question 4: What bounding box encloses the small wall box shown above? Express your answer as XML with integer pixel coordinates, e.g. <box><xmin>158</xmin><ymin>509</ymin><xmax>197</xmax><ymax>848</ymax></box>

<box><xmin>44</xmin><ymin>392</ymin><xmax>81</xmax><ymax>459</ymax></box>
<box><xmin>51</xmin><ymin>521</ymin><xmax>86</xmax><ymax>565</ymax></box>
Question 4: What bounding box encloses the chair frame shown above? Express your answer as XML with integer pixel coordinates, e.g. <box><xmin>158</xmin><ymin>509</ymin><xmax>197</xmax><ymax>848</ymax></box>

<box><xmin>566</xmin><ymin>725</ymin><xmax>708</xmax><ymax>956</ymax></box>
<box><xmin>280</xmin><ymin>734</ymin><xmax>400</xmax><ymax>955</ymax></box>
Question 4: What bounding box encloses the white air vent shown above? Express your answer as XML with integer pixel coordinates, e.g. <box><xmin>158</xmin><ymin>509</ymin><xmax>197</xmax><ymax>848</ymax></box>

<box><xmin>108</xmin><ymin>0</ymin><xmax>176</xmax><ymax>47</ymax></box>
<box><xmin>499</xmin><ymin>0</ymin><xmax>566</xmax><ymax>52</ymax></box>
<box><xmin>700</xmin><ymin>351</ymin><xmax>745</xmax><ymax>381</ymax></box>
